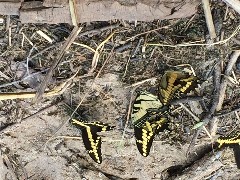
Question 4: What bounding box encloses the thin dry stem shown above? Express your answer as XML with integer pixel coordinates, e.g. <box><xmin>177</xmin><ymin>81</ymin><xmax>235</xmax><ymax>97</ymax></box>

<box><xmin>42</xmin><ymin>47</ymin><xmax>115</xmax><ymax>150</ymax></box>
<box><xmin>120</xmin><ymin>89</ymin><xmax>136</xmax><ymax>145</ymax></box>
<box><xmin>125</xmin><ymin>77</ymin><xmax>157</xmax><ymax>88</ymax></box>
<box><xmin>222</xmin><ymin>0</ymin><xmax>240</xmax><ymax>14</ymax></box>
<box><xmin>217</xmin><ymin>50</ymin><xmax>240</xmax><ymax>110</ymax></box>
<box><xmin>34</xmin><ymin>26</ymin><xmax>83</xmax><ymax>102</ymax></box>
<box><xmin>147</xmin><ymin>24</ymin><xmax>240</xmax><ymax>47</ymax></box>
<box><xmin>125</xmin><ymin>24</ymin><xmax>175</xmax><ymax>42</ymax></box>
<box><xmin>69</xmin><ymin>0</ymin><xmax>79</xmax><ymax>26</ymax></box>
<box><xmin>202</xmin><ymin>0</ymin><xmax>216</xmax><ymax>39</ymax></box>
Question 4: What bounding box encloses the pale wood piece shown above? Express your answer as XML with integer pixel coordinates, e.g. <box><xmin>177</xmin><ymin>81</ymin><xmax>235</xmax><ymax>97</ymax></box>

<box><xmin>20</xmin><ymin>0</ymin><xmax>198</xmax><ymax>24</ymax></box>
<box><xmin>223</xmin><ymin>0</ymin><xmax>240</xmax><ymax>14</ymax></box>
<box><xmin>0</xmin><ymin>0</ymin><xmax>199</xmax><ymax>24</ymax></box>
<box><xmin>43</xmin><ymin>0</ymin><xmax>68</xmax><ymax>7</ymax></box>
<box><xmin>202</xmin><ymin>0</ymin><xmax>216</xmax><ymax>39</ymax></box>
<box><xmin>0</xmin><ymin>0</ymin><xmax>21</xmax><ymax>15</ymax></box>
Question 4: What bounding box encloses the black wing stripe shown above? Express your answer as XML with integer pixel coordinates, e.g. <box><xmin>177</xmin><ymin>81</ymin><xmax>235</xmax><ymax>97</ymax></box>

<box><xmin>134</xmin><ymin>118</ymin><xmax>168</xmax><ymax>157</ymax></box>
<box><xmin>71</xmin><ymin>119</ymin><xmax>114</xmax><ymax>164</ymax></box>
<box><xmin>159</xmin><ymin>71</ymin><xmax>198</xmax><ymax>105</ymax></box>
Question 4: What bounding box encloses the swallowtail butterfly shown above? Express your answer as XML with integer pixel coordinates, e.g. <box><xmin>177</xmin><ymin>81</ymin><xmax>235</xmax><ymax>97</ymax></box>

<box><xmin>71</xmin><ymin>119</ymin><xmax>114</xmax><ymax>164</ymax></box>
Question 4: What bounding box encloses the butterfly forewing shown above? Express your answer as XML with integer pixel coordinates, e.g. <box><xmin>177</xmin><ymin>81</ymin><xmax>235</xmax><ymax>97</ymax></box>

<box><xmin>159</xmin><ymin>71</ymin><xmax>198</xmax><ymax>105</ymax></box>
<box><xmin>71</xmin><ymin>119</ymin><xmax>114</xmax><ymax>164</ymax></box>
<box><xmin>134</xmin><ymin>118</ymin><xmax>168</xmax><ymax>157</ymax></box>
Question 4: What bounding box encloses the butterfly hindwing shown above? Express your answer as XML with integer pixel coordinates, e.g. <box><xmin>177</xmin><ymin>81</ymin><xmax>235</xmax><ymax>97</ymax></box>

<box><xmin>216</xmin><ymin>131</ymin><xmax>240</xmax><ymax>169</ymax></box>
<box><xmin>131</xmin><ymin>91</ymin><xmax>166</xmax><ymax>127</ymax></box>
<box><xmin>134</xmin><ymin>118</ymin><xmax>168</xmax><ymax>157</ymax></box>
<box><xmin>134</xmin><ymin>123</ymin><xmax>153</xmax><ymax>157</ymax></box>
<box><xmin>159</xmin><ymin>71</ymin><xmax>198</xmax><ymax>105</ymax></box>
<box><xmin>216</xmin><ymin>132</ymin><xmax>240</xmax><ymax>148</ymax></box>
<box><xmin>71</xmin><ymin>119</ymin><xmax>114</xmax><ymax>164</ymax></box>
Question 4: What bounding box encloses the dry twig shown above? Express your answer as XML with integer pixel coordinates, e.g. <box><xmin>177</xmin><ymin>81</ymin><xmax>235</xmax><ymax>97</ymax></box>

<box><xmin>222</xmin><ymin>0</ymin><xmax>240</xmax><ymax>14</ymax></box>
<box><xmin>208</xmin><ymin>50</ymin><xmax>240</xmax><ymax>136</ymax></box>
<box><xmin>125</xmin><ymin>77</ymin><xmax>157</xmax><ymax>88</ymax></box>
<box><xmin>69</xmin><ymin>0</ymin><xmax>79</xmax><ymax>26</ymax></box>
<box><xmin>187</xmin><ymin>51</ymin><xmax>240</xmax><ymax>154</ymax></box>
<box><xmin>0</xmin><ymin>76</ymin><xmax>73</xmax><ymax>101</ymax></box>
<box><xmin>89</xmin><ymin>32</ymin><xmax>115</xmax><ymax>73</ymax></box>
<box><xmin>217</xmin><ymin>50</ymin><xmax>240</xmax><ymax>110</ymax></box>
<box><xmin>78</xmin><ymin>24</ymin><xmax>119</xmax><ymax>37</ymax></box>
<box><xmin>187</xmin><ymin>60</ymin><xmax>221</xmax><ymax>154</ymax></box>
<box><xmin>34</xmin><ymin>26</ymin><xmax>82</xmax><ymax>102</ymax></box>
<box><xmin>202</xmin><ymin>0</ymin><xmax>216</xmax><ymax>39</ymax></box>
<box><xmin>147</xmin><ymin>24</ymin><xmax>240</xmax><ymax>47</ymax></box>
<box><xmin>121</xmin><ymin>89</ymin><xmax>136</xmax><ymax>145</ymax></box>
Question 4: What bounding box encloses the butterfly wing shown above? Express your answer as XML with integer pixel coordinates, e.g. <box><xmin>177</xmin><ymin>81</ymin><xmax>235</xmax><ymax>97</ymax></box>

<box><xmin>131</xmin><ymin>91</ymin><xmax>164</xmax><ymax>127</ymax></box>
<box><xmin>216</xmin><ymin>132</ymin><xmax>240</xmax><ymax>148</ymax></box>
<box><xmin>159</xmin><ymin>71</ymin><xmax>198</xmax><ymax>105</ymax></box>
<box><xmin>134</xmin><ymin>121</ymin><xmax>155</xmax><ymax>157</ymax></box>
<box><xmin>134</xmin><ymin>118</ymin><xmax>168</xmax><ymax>157</ymax></box>
<box><xmin>216</xmin><ymin>132</ymin><xmax>240</xmax><ymax>169</ymax></box>
<box><xmin>80</xmin><ymin>125</ymin><xmax>102</xmax><ymax>163</ymax></box>
<box><xmin>71</xmin><ymin>119</ymin><xmax>114</xmax><ymax>164</ymax></box>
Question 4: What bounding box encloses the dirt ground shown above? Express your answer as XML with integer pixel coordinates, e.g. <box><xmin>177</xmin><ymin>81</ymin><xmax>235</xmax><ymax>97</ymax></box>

<box><xmin>0</xmin><ymin>1</ymin><xmax>240</xmax><ymax>180</ymax></box>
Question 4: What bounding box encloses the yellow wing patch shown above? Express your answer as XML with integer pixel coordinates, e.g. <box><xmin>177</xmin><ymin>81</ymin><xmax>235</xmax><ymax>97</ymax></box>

<box><xmin>216</xmin><ymin>131</ymin><xmax>240</xmax><ymax>169</ymax></box>
<box><xmin>131</xmin><ymin>91</ymin><xmax>168</xmax><ymax>128</ymax></box>
<box><xmin>217</xmin><ymin>132</ymin><xmax>240</xmax><ymax>148</ymax></box>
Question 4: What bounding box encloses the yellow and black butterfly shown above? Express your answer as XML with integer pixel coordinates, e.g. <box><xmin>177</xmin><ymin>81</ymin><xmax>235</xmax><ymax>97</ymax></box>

<box><xmin>159</xmin><ymin>71</ymin><xmax>198</xmax><ymax>105</ymax></box>
<box><xmin>131</xmin><ymin>70</ymin><xmax>198</xmax><ymax>156</ymax></box>
<box><xmin>216</xmin><ymin>131</ymin><xmax>240</xmax><ymax>169</ymax></box>
<box><xmin>71</xmin><ymin>119</ymin><xmax>114</xmax><ymax>164</ymax></box>
<box><xmin>134</xmin><ymin>117</ymin><xmax>169</xmax><ymax>157</ymax></box>
<box><xmin>131</xmin><ymin>91</ymin><xmax>169</xmax><ymax>156</ymax></box>
<box><xmin>131</xmin><ymin>91</ymin><xmax>168</xmax><ymax>128</ymax></box>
